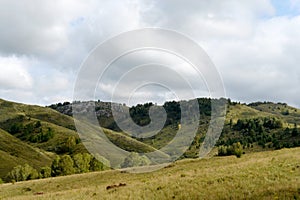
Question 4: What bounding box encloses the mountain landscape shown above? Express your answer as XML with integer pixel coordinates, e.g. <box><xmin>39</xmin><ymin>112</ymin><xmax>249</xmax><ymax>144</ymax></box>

<box><xmin>2</xmin><ymin>0</ymin><xmax>300</xmax><ymax>199</ymax></box>
<box><xmin>0</xmin><ymin>97</ymin><xmax>299</xmax><ymax>186</ymax></box>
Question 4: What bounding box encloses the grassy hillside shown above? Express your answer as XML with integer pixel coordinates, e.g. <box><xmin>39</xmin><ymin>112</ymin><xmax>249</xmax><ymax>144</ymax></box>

<box><xmin>0</xmin><ymin>128</ymin><xmax>52</xmax><ymax>179</ymax></box>
<box><xmin>0</xmin><ymin>98</ymin><xmax>77</xmax><ymax>131</ymax></box>
<box><xmin>49</xmin><ymin>99</ymin><xmax>300</xmax><ymax>158</ymax></box>
<box><xmin>0</xmin><ymin>99</ymin><xmax>166</xmax><ymax>181</ymax></box>
<box><xmin>226</xmin><ymin>103</ymin><xmax>275</xmax><ymax>122</ymax></box>
<box><xmin>0</xmin><ymin>147</ymin><xmax>299</xmax><ymax>199</ymax></box>
<box><xmin>249</xmin><ymin>102</ymin><xmax>300</xmax><ymax>125</ymax></box>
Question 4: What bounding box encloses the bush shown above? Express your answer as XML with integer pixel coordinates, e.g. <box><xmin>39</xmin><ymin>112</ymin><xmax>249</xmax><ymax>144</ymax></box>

<box><xmin>59</xmin><ymin>155</ymin><xmax>75</xmax><ymax>175</ymax></box>
<box><xmin>218</xmin><ymin>142</ymin><xmax>243</xmax><ymax>158</ymax></box>
<box><xmin>40</xmin><ymin>166</ymin><xmax>51</xmax><ymax>178</ymax></box>
<box><xmin>73</xmin><ymin>153</ymin><xmax>92</xmax><ymax>173</ymax></box>
<box><xmin>121</xmin><ymin>152</ymin><xmax>151</xmax><ymax>168</ymax></box>
<box><xmin>6</xmin><ymin>164</ymin><xmax>39</xmax><ymax>182</ymax></box>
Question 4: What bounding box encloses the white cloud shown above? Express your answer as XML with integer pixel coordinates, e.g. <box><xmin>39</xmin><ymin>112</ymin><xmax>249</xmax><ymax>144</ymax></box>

<box><xmin>0</xmin><ymin>0</ymin><xmax>299</xmax><ymax>107</ymax></box>
<box><xmin>0</xmin><ymin>56</ymin><xmax>33</xmax><ymax>89</ymax></box>
<box><xmin>206</xmin><ymin>15</ymin><xmax>300</xmax><ymax>106</ymax></box>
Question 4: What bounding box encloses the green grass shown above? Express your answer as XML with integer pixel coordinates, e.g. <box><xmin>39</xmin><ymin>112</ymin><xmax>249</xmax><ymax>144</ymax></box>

<box><xmin>104</xmin><ymin>129</ymin><xmax>162</xmax><ymax>153</ymax></box>
<box><xmin>0</xmin><ymin>98</ymin><xmax>170</xmax><ymax>177</ymax></box>
<box><xmin>0</xmin><ymin>98</ymin><xmax>300</xmax><ymax>199</ymax></box>
<box><xmin>226</xmin><ymin>104</ymin><xmax>275</xmax><ymax>123</ymax></box>
<box><xmin>0</xmin><ymin>128</ymin><xmax>52</xmax><ymax>179</ymax></box>
<box><xmin>0</xmin><ymin>98</ymin><xmax>75</xmax><ymax>130</ymax></box>
<box><xmin>0</xmin><ymin>147</ymin><xmax>299</xmax><ymax>200</ymax></box>
<box><xmin>250</xmin><ymin>102</ymin><xmax>300</xmax><ymax>126</ymax></box>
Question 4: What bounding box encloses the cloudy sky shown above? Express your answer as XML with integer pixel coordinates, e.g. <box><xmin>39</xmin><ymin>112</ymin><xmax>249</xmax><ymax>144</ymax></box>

<box><xmin>0</xmin><ymin>0</ymin><xmax>300</xmax><ymax>107</ymax></box>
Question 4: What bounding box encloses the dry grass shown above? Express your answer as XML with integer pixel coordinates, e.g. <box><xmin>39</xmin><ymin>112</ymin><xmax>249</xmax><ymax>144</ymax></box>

<box><xmin>0</xmin><ymin>147</ymin><xmax>299</xmax><ymax>200</ymax></box>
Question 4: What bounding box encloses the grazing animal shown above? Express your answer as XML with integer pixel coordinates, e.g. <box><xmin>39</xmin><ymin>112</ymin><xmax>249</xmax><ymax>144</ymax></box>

<box><xmin>106</xmin><ymin>183</ymin><xmax>127</xmax><ymax>190</ymax></box>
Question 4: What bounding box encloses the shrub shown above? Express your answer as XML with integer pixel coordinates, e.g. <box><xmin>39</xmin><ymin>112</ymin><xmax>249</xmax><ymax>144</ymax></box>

<box><xmin>6</xmin><ymin>164</ymin><xmax>39</xmax><ymax>182</ymax></box>
<box><xmin>73</xmin><ymin>153</ymin><xmax>91</xmax><ymax>173</ymax></box>
<box><xmin>40</xmin><ymin>166</ymin><xmax>51</xmax><ymax>178</ymax></box>
<box><xmin>58</xmin><ymin>155</ymin><xmax>75</xmax><ymax>176</ymax></box>
<box><xmin>218</xmin><ymin>142</ymin><xmax>243</xmax><ymax>158</ymax></box>
<box><xmin>121</xmin><ymin>152</ymin><xmax>151</xmax><ymax>168</ymax></box>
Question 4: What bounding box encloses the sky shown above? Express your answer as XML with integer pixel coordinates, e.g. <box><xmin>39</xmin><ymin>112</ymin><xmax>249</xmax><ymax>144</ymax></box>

<box><xmin>0</xmin><ymin>0</ymin><xmax>300</xmax><ymax>107</ymax></box>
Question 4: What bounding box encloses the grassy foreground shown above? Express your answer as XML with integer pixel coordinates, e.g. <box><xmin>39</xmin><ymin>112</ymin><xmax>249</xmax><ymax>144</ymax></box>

<box><xmin>0</xmin><ymin>148</ymin><xmax>299</xmax><ymax>200</ymax></box>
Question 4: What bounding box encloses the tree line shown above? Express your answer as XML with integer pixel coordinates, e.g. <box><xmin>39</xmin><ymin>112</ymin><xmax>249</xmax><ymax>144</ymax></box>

<box><xmin>217</xmin><ymin>117</ymin><xmax>300</xmax><ymax>157</ymax></box>
<box><xmin>5</xmin><ymin>153</ymin><xmax>110</xmax><ymax>183</ymax></box>
<box><xmin>4</xmin><ymin>152</ymin><xmax>153</xmax><ymax>183</ymax></box>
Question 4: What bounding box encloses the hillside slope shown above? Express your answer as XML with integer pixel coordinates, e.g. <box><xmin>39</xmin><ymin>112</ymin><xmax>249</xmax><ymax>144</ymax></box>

<box><xmin>0</xmin><ymin>128</ymin><xmax>52</xmax><ymax>179</ymax></box>
<box><xmin>49</xmin><ymin>99</ymin><xmax>300</xmax><ymax>158</ymax></box>
<box><xmin>0</xmin><ymin>147</ymin><xmax>299</xmax><ymax>199</ymax></box>
<box><xmin>0</xmin><ymin>99</ymin><xmax>167</xmax><ymax>180</ymax></box>
<box><xmin>249</xmin><ymin>101</ymin><xmax>300</xmax><ymax>125</ymax></box>
<box><xmin>1</xmin><ymin>97</ymin><xmax>300</xmax><ymax>182</ymax></box>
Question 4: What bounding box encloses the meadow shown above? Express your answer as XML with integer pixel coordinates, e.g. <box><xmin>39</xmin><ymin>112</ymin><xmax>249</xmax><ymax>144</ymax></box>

<box><xmin>0</xmin><ymin>147</ymin><xmax>299</xmax><ymax>200</ymax></box>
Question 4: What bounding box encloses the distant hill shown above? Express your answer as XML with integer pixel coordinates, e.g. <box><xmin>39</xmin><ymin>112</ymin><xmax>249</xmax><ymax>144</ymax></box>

<box><xmin>50</xmin><ymin>98</ymin><xmax>300</xmax><ymax>157</ymax></box>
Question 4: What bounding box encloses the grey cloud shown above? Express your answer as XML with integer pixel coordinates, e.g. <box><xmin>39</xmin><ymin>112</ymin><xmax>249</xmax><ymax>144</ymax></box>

<box><xmin>0</xmin><ymin>0</ymin><xmax>300</xmax><ymax>108</ymax></box>
<box><xmin>209</xmin><ymin>16</ymin><xmax>300</xmax><ymax>107</ymax></box>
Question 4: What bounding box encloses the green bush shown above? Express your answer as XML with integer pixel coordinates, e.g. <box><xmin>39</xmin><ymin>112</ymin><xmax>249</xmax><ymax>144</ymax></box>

<box><xmin>6</xmin><ymin>164</ymin><xmax>39</xmax><ymax>182</ymax></box>
<box><xmin>73</xmin><ymin>153</ymin><xmax>91</xmax><ymax>173</ymax></box>
<box><xmin>40</xmin><ymin>166</ymin><xmax>51</xmax><ymax>178</ymax></box>
<box><xmin>51</xmin><ymin>153</ymin><xmax>109</xmax><ymax>178</ymax></box>
<box><xmin>218</xmin><ymin>142</ymin><xmax>243</xmax><ymax>158</ymax></box>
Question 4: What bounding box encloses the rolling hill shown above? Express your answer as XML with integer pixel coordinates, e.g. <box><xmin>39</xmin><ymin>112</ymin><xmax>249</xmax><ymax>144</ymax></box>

<box><xmin>0</xmin><ymin>99</ymin><xmax>167</xmax><ymax>181</ymax></box>
<box><xmin>0</xmin><ymin>98</ymin><xmax>300</xmax><ymax>183</ymax></box>
<box><xmin>0</xmin><ymin>128</ymin><xmax>53</xmax><ymax>179</ymax></box>
<box><xmin>50</xmin><ymin>99</ymin><xmax>300</xmax><ymax>156</ymax></box>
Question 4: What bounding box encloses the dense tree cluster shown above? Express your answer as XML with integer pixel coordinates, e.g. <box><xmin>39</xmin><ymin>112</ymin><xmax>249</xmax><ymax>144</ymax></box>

<box><xmin>9</xmin><ymin>121</ymin><xmax>54</xmax><ymax>143</ymax></box>
<box><xmin>48</xmin><ymin>102</ymin><xmax>71</xmax><ymax>110</ymax></box>
<box><xmin>51</xmin><ymin>153</ymin><xmax>110</xmax><ymax>177</ymax></box>
<box><xmin>234</xmin><ymin>117</ymin><xmax>283</xmax><ymax>132</ymax></box>
<box><xmin>128</xmin><ymin>98</ymin><xmax>215</xmax><ymax>128</ymax></box>
<box><xmin>5</xmin><ymin>153</ymin><xmax>110</xmax><ymax>183</ymax></box>
<box><xmin>217</xmin><ymin>117</ymin><xmax>300</xmax><ymax>152</ymax></box>
<box><xmin>130</xmin><ymin>103</ymin><xmax>155</xmax><ymax>126</ymax></box>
